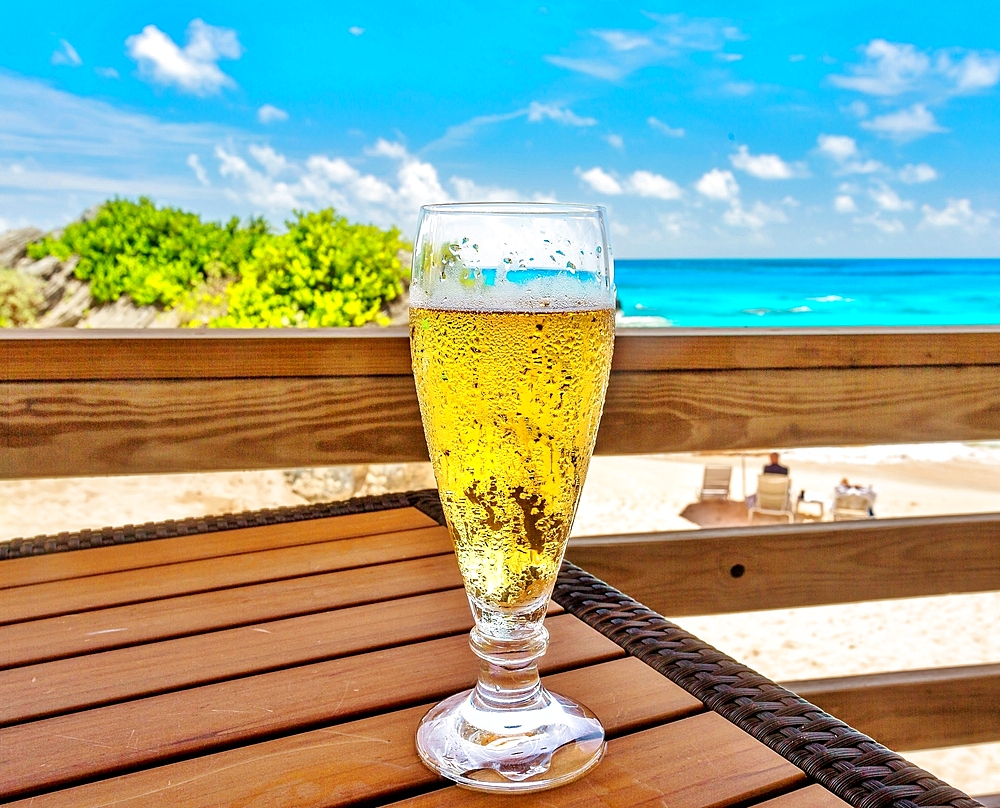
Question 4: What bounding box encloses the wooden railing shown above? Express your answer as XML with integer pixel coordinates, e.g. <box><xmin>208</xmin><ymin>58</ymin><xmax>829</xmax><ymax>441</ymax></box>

<box><xmin>2</xmin><ymin>326</ymin><xmax>1000</xmax><ymax>769</ymax></box>
<box><xmin>3</xmin><ymin>326</ymin><xmax>1000</xmax><ymax>477</ymax></box>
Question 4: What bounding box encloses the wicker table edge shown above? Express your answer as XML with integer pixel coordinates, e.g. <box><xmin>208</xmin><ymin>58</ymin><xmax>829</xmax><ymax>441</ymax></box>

<box><xmin>1</xmin><ymin>489</ymin><xmax>983</xmax><ymax>808</ymax></box>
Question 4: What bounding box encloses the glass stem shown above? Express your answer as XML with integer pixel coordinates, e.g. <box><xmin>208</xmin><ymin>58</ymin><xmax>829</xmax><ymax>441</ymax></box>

<box><xmin>469</xmin><ymin>623</ymin><xmax>549</xmax><ymax>711</ymax></box>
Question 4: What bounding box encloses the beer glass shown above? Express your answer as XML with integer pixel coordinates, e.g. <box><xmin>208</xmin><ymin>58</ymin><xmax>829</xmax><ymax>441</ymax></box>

<box><xmin>410</xmin><ymin>202</ymin><xmax>615</xmax><ymax>792</ymax></box>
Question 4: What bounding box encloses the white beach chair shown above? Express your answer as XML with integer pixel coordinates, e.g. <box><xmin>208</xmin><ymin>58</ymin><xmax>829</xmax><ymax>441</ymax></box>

<box><xmin>748</xmin><ymin>473</ymin><xmax>794</xmax><ymax>523</ymax></box>
<box><xmin>698</xmin><ymin>465</ymin><xmax>732</xmax><ymax>501</ymax></box>
<box><xmin>832</xmin><ymin>492</ymin><xmax>874</xmax><ymax>521</ymax></box>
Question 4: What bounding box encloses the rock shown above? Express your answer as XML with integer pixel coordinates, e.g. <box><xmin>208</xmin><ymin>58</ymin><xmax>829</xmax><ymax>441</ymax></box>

<box><xmin>77</xmin><ymin>295</ymin><xmax>161</xmax><ymax>329</ymax></box>
<box><xmin>0</xmin><ymin>228</ymin><xmax>43</xmax><ymax>268</ymax></box>
<box><xmin>19</xmin><ymin>255</ymin><xmax>62</xmax><ymax>281</ymax></box>
<box><xmin>285</xmin><ymin>466</ymin><xmax>368</xmax><ymax>503</ymax></box>
<box><xmin>36</xmin><ymin>279</ymin><xmax>91</xmax><ymax>327</ymax></box>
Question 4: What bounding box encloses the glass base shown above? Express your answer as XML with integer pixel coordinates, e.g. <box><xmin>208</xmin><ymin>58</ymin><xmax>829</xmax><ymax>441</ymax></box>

<box><xmin>415</xmin><ymin>685</ymin><xmax>606</xmax><ymax>793</ymax></box>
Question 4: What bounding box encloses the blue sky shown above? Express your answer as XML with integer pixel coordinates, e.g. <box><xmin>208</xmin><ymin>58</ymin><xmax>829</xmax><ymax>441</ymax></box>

<box><xmin>2</xmin><ymin>1</ymin><xmax>999</xmax><ymax>257</ymax></box>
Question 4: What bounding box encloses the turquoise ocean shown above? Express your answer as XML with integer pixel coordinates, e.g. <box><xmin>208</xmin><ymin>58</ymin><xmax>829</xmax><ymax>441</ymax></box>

<box><xmin>613</xmin><ymin>258</ymin><xmax>1000</xmax><ymax>327</ymax></box>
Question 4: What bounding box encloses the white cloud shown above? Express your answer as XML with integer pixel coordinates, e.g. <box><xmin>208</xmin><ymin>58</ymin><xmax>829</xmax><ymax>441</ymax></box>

<box><xmin>716</xmin><ymin>52</ymin><xmax>743</xmax><ymax>62</ymax></box>
<box><xmin>789</xmin><ymin>54</ymin><xmax>805</xmax><ymax>63</ymax></box>
<box><xmin>831</xmin><ymin>38</ymin><xmax>1000</xmax><ymax>98</ymax></box>
<box><xmin>187</xmin><ymin>154</ymin><xmax>209</xmax><ymax>186</ymax></box>
<box><xmin>845</xmin><ymin>100</ymin><xmax>869</xmax><ymax>118</ymax></box>
<box><xmin>816</xmin><ymin>134</ymin><xmax>857</xmax><ymax>162</ymax></box>
<box><xmin>723</xmin><ymin>200</ymin><xmax>787</xmax><ymax>229</ymax></box>
<box><xmin>861</xmin><ymin>103</ymin><xmax>947</xmax><ymax>141</ymax></box>
<box><xmin>577</xmin><ymin>166</ymin><xmax>623</xmax><ymax>195</ymax></box>
<box><xmin>546</xmin><ymin>14</ymin><xmax>746</xmax><ymax>81</ymax></box>
<box><xmin>52</xmin><ymin>39</ymin><xmax>82</xmax><ymax>67</ymax></box>
<box><xmin>648</xmin><ymin>117</ymin><xmax>685</xmax><ymax>137</ymax></box>
<box><xmin>249</xmin><ymin>145</ymin><xmax>291</xmax><ymax>176</ymax></box>
<box><xmin>938</xmin><ymin>51</ymin><xmax>1000</xmax><ymax>93</ymax></box>
<box><xmin>729</xmin><ymin>145</ymin><xmax>805</xmax><ymax>179</ymax></box>
<box><xmin>840</xmin><ymin>159</ymin><xmax>887</xmax><ymax>175</ymax></box>
<box><xmin>831</xmin><ymin>40</ymin><xmax>929</xmax><ymax>96</ymax></box>
<box><xmin>544</xmin><ymin>56</ymin><xmax>624</xmax><ymax>81</ymax></box>
<box><xmin>834</xmin><ymin>195</ymin><xmax>857</xmax><ymax>213</ymax></box>
<box><xmin>126</xmin><ymin>19</ymin><xmax>243</xmax><ymax>96</ymax></box>
<box><xmin>605</xmin><ymin>134</ymin><xmax>624</xmax><ymax>149</ymax></box>
<box><xmin>526</xmin><ymin>101</ymin><xmax>597</xmax><ymax>127</ymax></box>
<box><xmin>366</xmin><ymin>138</ymin><xmax>410</xmax><ymax>160</ymax></box>
<box><xmin>95</xmin><ymin>66</ymin><xmax>119</xmax><ymax>79</ymax></box>
<box><xmin>869</xmin><ymin>182</ymin><xmax>913</xmax><ymax>211</ymax></box>
<box><xmin>920</xmin><ymin>198</ymin><xmax>994</xmax><ymax>230</ymax></box>
<box><xmin>212</xmin><ymin>141</ymin><xmax>482</xmax><ymax>229</ymax></box>
<box><xmin>257</xmin><ymin>104</ymin><xmax>288</xmax><ymax>124</ymax></box>
<box><xmin>899</xmin><ymin>163</ymin><xmax>937</xmax><ymax>184</ymax></box>
<box><xmin>627</xmin><ymin>170</ymin><xmax>682</xmax><ymax>200</ymax></box>
<box><xmin>723</xmin><ymin>81</ymin><xmax>756</xmax><ymax>96</ymax></box>
<box><xmin>854</xmin><ymin>213</ymin><xmax>905</xmax><ymax>234</ymax></box>
<box><xmin>348</xmin><ymin>26</ymin><xmax>365</xmax><ymax>36</ymax></box>
<box><xmin>450</xmin><ymin>177</ymin><xmax>521</xmax><ymax>202</ymax></box>
<box><xmin>594</xmin><ymin>30</ymin><xmax>652</xmax><ymax>51</ymax></box>
<box><xmin>696</xmin><ymin>168</ymin><xmax>739</xmax><ymax>201</ymax></box>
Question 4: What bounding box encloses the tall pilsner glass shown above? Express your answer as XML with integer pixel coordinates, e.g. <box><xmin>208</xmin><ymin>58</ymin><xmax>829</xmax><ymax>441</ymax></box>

<box><xmin>409</xmin><ymin>203</ymin><xmax>615</xmax><ymax>792</ymax></box>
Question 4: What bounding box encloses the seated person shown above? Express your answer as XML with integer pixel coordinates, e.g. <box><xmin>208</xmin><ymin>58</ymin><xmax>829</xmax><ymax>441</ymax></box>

<box><xmin>834</xmin><ymin>478</ymin><xmax>877</xmax><ymax>516</ymax></box>
<box><xmin>763</xmin><ymin>452</ymin><xmax>789</xmax><ymax>475</ymax></box>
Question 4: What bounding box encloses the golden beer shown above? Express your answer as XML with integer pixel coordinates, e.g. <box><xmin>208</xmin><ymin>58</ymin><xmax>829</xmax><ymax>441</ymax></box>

<box><xmin>410</xmin><ymin>305</ymin><xmax>614</xmax><ymax>613</ymax></box>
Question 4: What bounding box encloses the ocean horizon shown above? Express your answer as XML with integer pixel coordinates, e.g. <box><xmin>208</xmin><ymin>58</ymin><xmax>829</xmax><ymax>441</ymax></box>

<box><xmin>614</xmin><ymin>258</ymin><xmax>1000</xmax><ymax>328</ymax></box>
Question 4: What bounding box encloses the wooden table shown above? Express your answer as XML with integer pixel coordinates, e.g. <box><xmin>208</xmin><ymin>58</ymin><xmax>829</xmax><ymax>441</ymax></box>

<box><xmin>0</xmin><ymin>492</ymin><xmax>978</xmax><ymax>808</ymax></box>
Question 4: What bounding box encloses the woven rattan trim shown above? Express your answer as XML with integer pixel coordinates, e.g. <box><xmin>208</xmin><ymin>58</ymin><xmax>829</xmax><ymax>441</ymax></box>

<box><xmin>0</xmin><ymin>489</ymin><xmax>446</xmax><ymax>560</ymax></box>
<box><xmin>552</xmin><ymin>561</ymin><xmax>983</xmax><ymax>808</ymax></box>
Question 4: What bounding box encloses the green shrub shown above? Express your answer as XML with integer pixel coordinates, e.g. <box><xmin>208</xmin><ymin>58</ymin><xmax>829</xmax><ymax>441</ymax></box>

<box><xmin>0</xmin><ymin>269</ymin><xmax>43</xmax><ymax>327</ymax></box>
<box><xmin>211</xmin><ymin>209</ymin><xmax>408</xmax><ymax>328</ymax></box>
<box><xmin>27</xmin><ymin>198</ymin><xmax>270</xmax><ymax>309</ymax></box>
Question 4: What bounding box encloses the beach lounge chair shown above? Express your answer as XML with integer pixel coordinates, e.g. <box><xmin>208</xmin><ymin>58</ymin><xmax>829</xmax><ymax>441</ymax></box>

<box><xmin>748</xmin><ymin>473</ymin><xmax>794</xmax><ymax>523</ymax></box>
<box><xmin>832</xmin><ymin>492</ymin><xmax>874</xmax><ymax>521</ymax></box>
<box><xmin>698</xmin><ymin>465</ymin><xmax>732</xmax><ymax>501</ymax></box>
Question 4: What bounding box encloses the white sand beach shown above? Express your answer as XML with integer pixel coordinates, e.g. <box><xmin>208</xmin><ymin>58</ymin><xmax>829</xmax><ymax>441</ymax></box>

<box><xmin>2</xmin><ymin>443</ymin><xmax>998</xmax><ymax>795</ymax></box>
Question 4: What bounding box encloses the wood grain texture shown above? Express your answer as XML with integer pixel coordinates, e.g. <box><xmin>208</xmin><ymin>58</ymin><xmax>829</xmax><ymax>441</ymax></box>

<box><xmin>756</xmin><ymin>784</ymin><xmax>851</xmax><ymax>808</ymax></box>
<box><xmin>0</xmin><ymin>554</ymin><xmax>464</xmax><ymax>668</ymax></box>
<box><xmin>6</xmin><ymin>364</ymin><xmax>1000</xmax><ymax>477</ymax></box>
<box><xmin>0</xmin><ymin>614</ymin><xmax>622</xmax><ymax>799</ymax></box>
<box><xmin>787</xmin><ymin>662</ymin><xmax>1000</xmax><ymax>751</ymax></box>
<box><xmin>4</xmin><ymin>327</ymin><xmax>999</xmax><ymax>381</ymax></box>
<box><xmin>0</xmin><ymin>525</ymin><xmax>452</xmax><ymax>624</ymax></box>
<box><xmin>0</xmin><ymin>507</ymin><xmax>437</xmax><ymax>588</ymax></box>
<box><xmin>567</xmin><ymin>513</ymin><xmax>1000</xmax><ymax>615</ymax></box>
<box><xmin>392</xmin><ymin>711</ymin><xmax>805</xmax><ymax>808</ymax></box>
<box><xmin>1</xmin><ymin>658</ymin><xmax>703</xmax><ymax>808</ymax></box>
<box><xmin>2</xmin><ymin>588</ymin><xmax>478</xmax><ymax>723</ymax></box>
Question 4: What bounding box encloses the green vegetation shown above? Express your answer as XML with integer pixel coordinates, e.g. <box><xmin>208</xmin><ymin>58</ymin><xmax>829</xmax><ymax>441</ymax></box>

<box><xmin>0</xmin><ymin>269</ymin><xmax>43</xmax><ymax>327</ymax></box>
<box><xmin>213</xmin><ymin>209</ymin><xmax>407</xmax><ymax>328</ymax></box>
<box><xmin>25</xmin><ymin>198</ymin><xmax>409</xmax><ymax>328</ymax></box>
<box><xmin>28</xmin><ymin>198</ymin><xmax>270</xmax><ymax>309</ymax></box>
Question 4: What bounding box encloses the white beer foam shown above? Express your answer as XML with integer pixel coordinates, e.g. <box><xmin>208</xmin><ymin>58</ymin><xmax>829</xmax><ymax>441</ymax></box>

<box><xmin>409</xmin><ymin>272</ymin><xmax>614</xmax><ymax>313</ymax></box>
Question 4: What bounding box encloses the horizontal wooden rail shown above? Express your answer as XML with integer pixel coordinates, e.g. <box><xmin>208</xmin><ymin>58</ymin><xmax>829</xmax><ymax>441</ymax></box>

<box><xmin>3</xmin><ymin>326</ymin><xmax>1000</xmax><ymax>381</ymax></box>
<box><xmin>794</xmin><ymin>663</ymin><xmax>1000</xmax><ymax>803</ymax></box>
<box><xmin>785</xmin><ymin>662</ymin><xmax>1000</xmax><ymax>752</ymax></box>
<box><xmin>3</xmin><ymin>328</ymin><xmax>999</xmax><ymax>476</ymax></box>
<box><xmin>566</xmin><ymin>513</ymin><xmax>1000</xmax><ymax>615</ymax></box>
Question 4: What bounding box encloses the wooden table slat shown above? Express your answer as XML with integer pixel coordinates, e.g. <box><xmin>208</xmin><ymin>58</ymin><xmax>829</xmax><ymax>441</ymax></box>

<box><xmin>4</xmin><ymin>588</ymin><xmax>479</xmax><ymax>724</ymax></box>
<box><xmin>0</xmin><ymin>508</ymin><xmax>439</xmax><ymax>589</ymax></box>
<box><xmin>0</xmin><ymin>525</ymin><xmax>453</xmax><ymax>624</ymax></box>
<box><xmin>391</xmin><ymin>711</ymin><xmax>806</xmax><ymax>808</ymax></box>
<box><xmin>3</xmin><ymin>658</ymin><xmax>702</xmax><ymax>808</ymax></box>
<box><xmin>0</xmin><ymin>554</ymin><xmax>465</xmax><ymax>668</ymax></box>
<box><xmin>0</xmin><ymin>613</ymin><xmax>622</xmax><ymax>799</ymax></box>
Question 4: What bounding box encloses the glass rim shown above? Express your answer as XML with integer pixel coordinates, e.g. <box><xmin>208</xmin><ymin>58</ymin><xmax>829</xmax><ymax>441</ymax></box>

<box><xmin>419</xmin><ymin>202</ymin><xmax>606</xmax><ymax>217</ymax></box>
